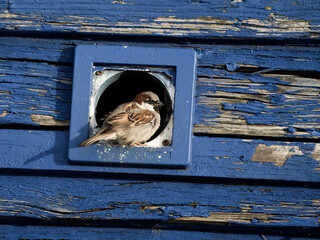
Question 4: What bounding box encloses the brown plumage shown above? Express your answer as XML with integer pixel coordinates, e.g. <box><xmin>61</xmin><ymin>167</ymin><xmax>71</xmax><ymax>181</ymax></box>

<box><xmin>78</xmin><ymin>91</ymin><xmax>163</xmax><ymax>147</ymax></box>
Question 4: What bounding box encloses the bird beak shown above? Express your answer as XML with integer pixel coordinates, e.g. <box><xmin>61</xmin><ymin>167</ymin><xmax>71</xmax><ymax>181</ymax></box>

<box><xmin>157</xmin><ymin>101</ymin><xmax>164</xmax><ymax>107</ymax></box>
<box><xmin>154</xmin><ymin>101</ymin><xmax>163</xmax><ymax>113</ymax></box>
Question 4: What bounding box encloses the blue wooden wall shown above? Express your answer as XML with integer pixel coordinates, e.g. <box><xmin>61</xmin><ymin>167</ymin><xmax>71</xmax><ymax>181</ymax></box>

<box><xmin>0</xmin><ymin>0</ymin><xmax>320</xmax><ymax>239</ymax></box>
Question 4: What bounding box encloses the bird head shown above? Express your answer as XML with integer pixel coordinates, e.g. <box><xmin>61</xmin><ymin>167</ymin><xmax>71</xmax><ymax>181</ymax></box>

<box><xmin>134</xmin><ymin>91</ymin><xmax>164</xmax><ymax>112</ymax></box>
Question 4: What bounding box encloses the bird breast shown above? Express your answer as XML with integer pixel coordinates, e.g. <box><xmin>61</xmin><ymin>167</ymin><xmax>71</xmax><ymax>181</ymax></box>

<box><xmin>123</xmin><ymin>111</ymin><xmax>160</xmax><ymax>144</ymax></box>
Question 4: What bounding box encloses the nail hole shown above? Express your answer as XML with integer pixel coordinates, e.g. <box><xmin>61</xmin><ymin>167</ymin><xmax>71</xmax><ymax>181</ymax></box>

<box><xmin>162</xmin><ymin>139</ymin><xmax>170</xmax><ymax>146</ymax></box>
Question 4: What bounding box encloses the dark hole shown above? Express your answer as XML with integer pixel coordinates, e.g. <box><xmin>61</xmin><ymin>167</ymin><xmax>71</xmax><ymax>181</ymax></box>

<box><xmin>96</xmin><ymin>70</ymin><xmax>173</xmax><ymax>142</ymax></box>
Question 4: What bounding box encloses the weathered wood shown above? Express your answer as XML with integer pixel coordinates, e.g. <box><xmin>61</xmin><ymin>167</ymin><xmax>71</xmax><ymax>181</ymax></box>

<box><xmin>0</xmin><ymin>175</ymin><xmax>319</xmax><ymax>233</ymax></box>
<box><xmin>0</xmin><ymin>225</ymin><xmax>317</xmax><ymax>240</ymax></box>
<box><xmin>195</xmin><ymin>72</ymin><xmax>320</xmax><ymax>138</ymax></box>
<box><xmin>0</xmin><ymin>0</ymin><xmax>319</xmax><ymax>40</ymax></box>
<box><xmin>0</xmin><ymin>0</ymin><xmax>318</xmax><ymax>237</ymax></box>
<box><xmin>1</xmin><ymin>129</ymin><xmax>320</xmax><ymax>182</ymax></box>
<box><xmin>0</xmin><ymin>37</ymin><xmax>319</xmax><ymax>139</ymax></box>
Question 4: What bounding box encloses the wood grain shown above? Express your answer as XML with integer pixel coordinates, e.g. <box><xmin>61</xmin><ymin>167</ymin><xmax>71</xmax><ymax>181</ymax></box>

<box><xmin>0</xmin><ymin>0</ymin><xmax>319</xmax><ymax>40</ymax></box>
<box><xmin>0</xmin><ymin>0</ymin><xmax>319</xmax><ymax>237</ymax></box>
<box><xmin>0</xmin><ymin>175</ymin><xmax>319</xmax><ymax>232</ymax></box>
<box><xmin>0</xmin><ymin>37</ymin><xmax>319</xmax><ymax>139</ymax></box>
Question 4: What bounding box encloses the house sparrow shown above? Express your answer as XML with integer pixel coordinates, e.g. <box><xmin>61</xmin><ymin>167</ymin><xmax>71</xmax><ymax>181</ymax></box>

<box><xmin>78</xmin><ymin>91</ymin><xmax>163</xmax><ymax>147</ymax></box>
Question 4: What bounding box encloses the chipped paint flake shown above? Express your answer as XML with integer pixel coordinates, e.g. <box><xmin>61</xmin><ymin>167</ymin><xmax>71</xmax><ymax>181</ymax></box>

<box><xmin>0</xmin><ymin>110</ymin><xmax>8</xmax><ymax>117</ymax></box>
<box><xmin>311</xmin><ymin>144</ymin><xmax>320</xmax><ymax>171</ymax></box>
<box><xmin>311</xmin><ymin>199</ymin><xmax>320</xmax><ymax>206</ymax></box>
<box><xmin>140</xmin><ymin>205</ymin><xmax>165</xmax><ymax>211</ymax></box>
<box><xmin>112</xmin><ymin>0</ymin><xmax>126</xmax><ymax>4</ymax></box>
<box><xmin>251</xmin><ymin>144</ymin><xmax>303</xmax><ymax>166</ymax></box>
<box><xmin>30</xmin><ymin>114</ymin><xmax>69</xmax><ymax>126</ymax></box>
<box><xmin>311</xmin><ymin>144</ymin><xmax>320</xmax><ymax>161</ymax></box>
<box><xmin>172</xmin><ymin>212</ymin><xmax>289</xmax><ymax>224</ymax></box>
<box><xmin>242</xmin><ymin>14</ymin><xmax>317</xmax><ymax>34</ymax></box>
<box><xmin>28</xmin><ymin>88</ymin><xmax>48</xmax><ymax>93</ymax></box>
<box><xmin>53</xmin><ymin>79</ymin><xmax>72</xmax><ymax>85</ymax></box>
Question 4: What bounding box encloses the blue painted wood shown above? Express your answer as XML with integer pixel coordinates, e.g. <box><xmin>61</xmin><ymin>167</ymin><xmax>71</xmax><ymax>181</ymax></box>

<box><xmin>0</xmin><ymin>37</ymin><xmax>319</xmax><ymax>71</ymax></box>
<box><xmin>0</xmin><ymin>175</ymin><xmax>319</xmax><ymax>231</ymax></box>
<box><xmin>0</xmin><ymin>0</ymin><xmax>318</xmax><ymax>237</ymax></box>
<box><xmin>1</xmin><ymin>0</ymin><xmax>319</xmax><ymax>40</ymax></box>
<box><xmin>0</xmin><ymin>37</ymin><xmax>319</xmax><ymax>139</ymax></box>
<box><xmin>0</xmin><ymin>225</ymin><xmax>317</xmax><ymax>240</ymax></box>
<box><xmin>1</xmin><ymin>129</ymin><xmax>319</xmax><ymax>182</ymax></box>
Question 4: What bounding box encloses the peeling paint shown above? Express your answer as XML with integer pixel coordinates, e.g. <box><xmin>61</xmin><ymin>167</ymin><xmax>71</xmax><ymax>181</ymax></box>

<box><xmin>311</xmin><ymin>144</ymin><xmax>320</xmax><ymax>161</ymax></box>
<box><xmin>242</xmin><ymin>15</ymin><xmax>316</xmax><ymax>34</ymax></box>
<box><xmin>0</xmin><ymin>110</ymin><xmax>8</xmax><ymax>117</ymax></box>
<box><xmin>30</xmin><ymin>114</ymin><xmax>69</xmax><ymax>126</ymax></box>
<box><xmin>311</xmin><ymin>144</ymin><xmax>320</xmax><ymax>171</ymax></box>
<box><xmin>112</xmin><ymin>0</ymin><xmax>127</xmax><ymax>4</ymax></box>
<box><xmin>196</xmin><ymin>69</ymin><xmax>320</xmax><ymax>139</ymax></box>
<box><xmin>53</xmin><ymin>79</ymin><xmax>72</xmax><ymax>85</ymax></box>
<box><xmin>0</xmin><ymin>0</ymin><xmax>318</xmax><ymax>41</ymax></box>
<box><xmin>0</xmin><ymin>1</ymin><xmax>320</xmax><ymax>233</ymax></box>
<box><xmin>311</xmin><ymin>199</ymin><xmax>320</xmax><ymax>206</ymax></box>
<box><xmin>194</xmin><ymin>124</ymin><xmax>287</xmax><ymax>138</ymax></box>
<box><xmin>28</xmin><ymin>89</ymin><xmax>48</xmax><ymax>93</ymax></box>
<box><xmin>1</xmin><ymin>12</ymin><xmax>317</xmax><ymax>38</ymax></box>
<box><xmin>171</xmin><ymin>212</ymin><xmax>289</xmax><ymax>224</ymax></box>
<box><xmin>251</xmin><ymin>144</ymin><xmax>303</xmax><ymax>166</ymax></box>
<box><xmin>140</xmin><ymin>205</ymin><xmax>166</xmax><ymax>212</ymax></box>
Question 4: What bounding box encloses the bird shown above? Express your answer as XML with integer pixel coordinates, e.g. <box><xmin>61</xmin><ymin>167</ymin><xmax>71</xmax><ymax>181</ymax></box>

<box><xmin>78</xmin><ymin>91</ymin><xmax>163</xmax><ymax>147</ymax></box>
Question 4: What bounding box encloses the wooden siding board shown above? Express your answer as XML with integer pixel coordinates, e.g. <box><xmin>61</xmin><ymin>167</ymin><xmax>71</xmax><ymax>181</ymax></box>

<box><xmin>0</xmin><ymin>175</ymin><xmax>319</xmax><ymax>230</ymax></box>
<box><xmin>0</xmin><ymin>225</ymin><xmax>318</xmax><ymax>240</ymax></box>
<box><xmin>0</xmin><ymin>0</ymin><xmax>319</xmax><ymax>39</ymax></box>
<box><xmin>0</xmin><ymin>37</ymin><xmax>319</xmax><ymax>139</ymax></box>
<box><xmin>0</xmin><ymin>0</ymin><xmax>318</xmax><ymax>238</ymax></box>
<box><xmin>1</xmin><ymin>129</ymin><xmax>319</xmax><ymax>182</ymax></box>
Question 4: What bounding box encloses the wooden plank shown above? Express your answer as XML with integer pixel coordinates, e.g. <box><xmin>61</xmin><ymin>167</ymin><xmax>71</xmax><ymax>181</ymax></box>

<box><xmin>1</xmin><ymin>129</ymin><xmax>319</xmax><ymax>182</ymax></box>
<box><xmin>0</xmin><ymin>59</ymin><xmax>72</xmax><ymax>126</ymax></box>
<box><xmin>0</xmin><ymin>225</ymin><xmax>317</xmax><ymax>240</ymax></box>
<box><xmin>0</xmin><ymin>37</ymin><xmax>319</xmax><ymax>139</ymax></box>
<box><xmin>195</xmin><ymin>72</ymin><xmax>320</xmax><ymax>138</ymax></box>
<box><xmin>0</xmin><ymin>175</ymin><xmax>319</xmax><ymax>233</ymax></box>
<box><xmin>0</xmin><ymin>0</ymin><xmax>319</xmax><ymax>40</ymax></box>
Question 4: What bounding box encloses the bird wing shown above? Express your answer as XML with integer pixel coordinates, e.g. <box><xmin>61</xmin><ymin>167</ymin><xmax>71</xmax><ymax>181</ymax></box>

<box><xmin>129</xmin><ymin>110</ymin><xmax>155</xmax><ymax>125</ymax></box>
<box><xmin>107</xmin><ymin>109</ymin><xmax>155</xmax><ymax>126</ymax></box>
<box><xmin>123</xmin><ymin>102</ymin><xmax>138</xmax><ymax>111</ymax></box>
<box><xmin>100</xmin><ymin>102</ymin><xmax>137</xmax><ymax>123</ymax></box>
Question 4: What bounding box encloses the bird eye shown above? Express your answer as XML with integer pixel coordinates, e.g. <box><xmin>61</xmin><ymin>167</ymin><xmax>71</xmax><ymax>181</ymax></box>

<box><xmin>147</xmin><ymin>99</ymin><xmax>158</xmax><ymax>105</ymax></box>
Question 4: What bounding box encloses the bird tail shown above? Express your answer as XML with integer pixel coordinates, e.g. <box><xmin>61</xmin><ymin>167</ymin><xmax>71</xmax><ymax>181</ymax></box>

<box><xmin>77</xmin><ymin>133</ymin><xmax>115</xmax><ymax>147</ymax></box>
